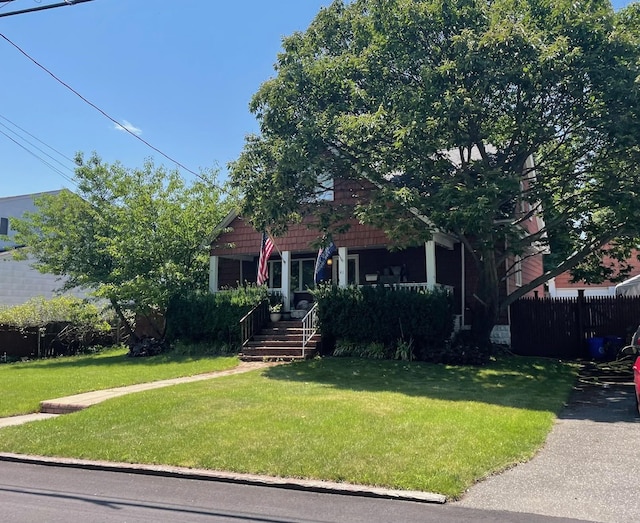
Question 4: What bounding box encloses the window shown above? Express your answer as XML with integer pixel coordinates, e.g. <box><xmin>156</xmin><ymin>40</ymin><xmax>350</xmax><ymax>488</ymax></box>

<box><xmin>291</xmin><ymin>258</ymin><xmax>316</xmax><ymax>291</ymax></box>
<box><xmin>347</xmin><ymin>257</ymin><xmax>359</xmax><ymax>285</ymax></box>
<box><xmin>267</xmin><ymin>260</ymin><xmax>282</xmax><ymax>289</ymax></box>
<box><xmin>0</xmin><ymin>217</ymin><xmax>8</xmax><ymax>236</ymax></box>
<box><xmin>514</xmin><ymin>255</ymin><xmax>522</xmax><ymax>287</ymax></box>
<box><xmin>316</xmin><ymin>173</ymin><xmax>334</xmax><ymax>201</ymax></box>
<box><xmin>331</xmin><ymin>254</ymin><xmax>359</xmax><ymax>285</ymax></box>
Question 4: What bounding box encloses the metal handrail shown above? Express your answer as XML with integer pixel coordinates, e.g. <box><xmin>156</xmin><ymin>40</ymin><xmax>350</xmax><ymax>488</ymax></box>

<box><xmin>301</xmin><ymin>302</ymin><xmax>319</xmax><ymax>358</ymax></box>
<box><xmin>239</xmin><ymin>300</ymin><xmax>269</xmax><ymax>348</ymax></box>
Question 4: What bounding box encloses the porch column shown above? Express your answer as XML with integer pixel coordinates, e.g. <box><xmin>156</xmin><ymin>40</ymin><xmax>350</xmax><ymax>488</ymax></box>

<box><xmin>338</xmin><ymin>246</ymin><xmax>348</xmax><ymax>288</ymax></box>
<box><xmin>425</xmin><ymin>241</ymin><xmax>436</xmax><ymax>289</ymax></box>
<box><xmin>209</xmin><ymin>255</ymin><xmax>219</xmax><ymax>293</ymax></box>
<box><xmin>281</xmin><ymin>250</ymin><xmax>291</xmax><ymax>312</ymax></box>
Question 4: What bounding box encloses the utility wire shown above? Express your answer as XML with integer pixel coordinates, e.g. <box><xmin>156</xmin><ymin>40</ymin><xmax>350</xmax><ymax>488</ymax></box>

<box><xmin>0</xmin><ymin>118</ymin><xmax>76</xmax><ymax>174</ymax></box>
<box><xmin>0</xmin><ymin>128</ymin><xmax>77</xmax><ymax>186</ymax></box>
<box><xmin>0</xmin><ymin>32</ymin><xmax>210</xmax><ymax>185</ymax></box>
<box><xmin>0</xmin><ymin>113</ymin><xmax>76</xmax><ymax>165</ymax></box>
<box><xmin>0</xmin><ymin>0</ymin><xmax>95</xmax><ymax>19</ymax></box>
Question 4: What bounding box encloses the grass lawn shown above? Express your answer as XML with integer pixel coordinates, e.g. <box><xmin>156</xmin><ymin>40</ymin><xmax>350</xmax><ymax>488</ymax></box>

<box><xmin>0</xmin><ymin>356</ymin><xmax>578</xmax><ymax>499</ymax></box>
<box><xmin>0</xmin><ymin>346</ymin><xmax>239</xmax><ymax>417</ymax></box>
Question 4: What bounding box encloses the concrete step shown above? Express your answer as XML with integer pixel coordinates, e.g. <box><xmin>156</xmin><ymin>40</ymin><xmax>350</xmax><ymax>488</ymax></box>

<box><xmin>248</xmin><ymin>338</ymin><xmax>306</xmax><ymax>346</ymax></box>
<box><xmin>239</xmin><ymin>355</ymin><xmax>309</xmax><ymax>362</ymax></box>
<box><xmin>239</xmin><ymin>347</ymin><xmax>319</xmax><ymax>361</ymax></box>
<box><xmin>241</xmin><ymin>347</ymin><xmax>311</xmax><ymax>356</ymax></box>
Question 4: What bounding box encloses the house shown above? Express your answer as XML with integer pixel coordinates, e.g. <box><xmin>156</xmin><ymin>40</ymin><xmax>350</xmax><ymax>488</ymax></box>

<box><xmin>547</xmin><ymin>248</ymin><xmax>640</xmax><ymax>298</ymax></box>
<box><xmin>0</xmin><ymin>191</ymin><xmax>89</xmax><ymax>307</ymax></box>
<box><xmin>209</xmin><ymin>174</ymin><xmax>545</xmax><ymax>345</ymax></box>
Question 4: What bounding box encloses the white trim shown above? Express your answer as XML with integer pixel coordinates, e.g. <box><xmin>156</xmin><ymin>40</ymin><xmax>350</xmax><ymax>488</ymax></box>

<box><xmin>425</xmin><ymin>241</ymin><xmax>436</xmax><ymax>287</ymax></box>
<box><xmin>281</xmin><ymin>250</ymin><xmax>291</xmax><ymax>312</ymax></box>
<box><xmin>338</xmin><ymin>247</ymin><xmax>348</xmax><ymax>288</ymax></box>
<box><xmin>209</xmin><ymin>256</ymin><xmax>219</xmax><ymax>293</ymax></box>
<box><xmin>514</xmin><ymin>255</ymin><xmax>522</xmax><ymax>288</ymax></box>
<box><xmin>433</xmin><ymin>232</ymin><xmax>456</xmax><ymax>250</ymax></box>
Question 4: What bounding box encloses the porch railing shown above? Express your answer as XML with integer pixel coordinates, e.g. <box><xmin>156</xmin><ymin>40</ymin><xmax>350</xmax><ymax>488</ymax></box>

<box><xmin>359</xmin><ymin>282</ymin><xmax>454</xmax><ymax>293</ymax></box>
<box><xmin>239</xmin><ymin>299</ymin><xmax>269</xmax><ymax>347</ymax></box>
<box><xmin>301</xmin><ymin>302</ymin><xmax>319</xmax><ymax>358</ymax></box>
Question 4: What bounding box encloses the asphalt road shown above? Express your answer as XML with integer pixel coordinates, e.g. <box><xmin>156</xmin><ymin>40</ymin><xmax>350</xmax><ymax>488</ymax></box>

<box><xmin>0</xmin><ymin>460</ymin><xmax>591</xmax><ymax>523</ymax></box>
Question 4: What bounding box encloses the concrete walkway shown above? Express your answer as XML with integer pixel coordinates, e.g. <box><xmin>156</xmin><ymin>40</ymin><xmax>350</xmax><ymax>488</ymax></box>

<box><xmin>0</xmin><ymin>361</ymin><xmax>281</xmax><ymax>428</ymax></box>
<box><xmin>456</xmin><ymin>378</ymin><xmax>640</xmax><ymax>523</ymax></box>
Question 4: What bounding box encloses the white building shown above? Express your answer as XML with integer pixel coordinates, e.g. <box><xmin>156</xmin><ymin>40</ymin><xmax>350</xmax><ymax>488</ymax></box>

<box><xmin>0</xmin><ymin>191</ymin><xmax>91</xmax><ymax>307</ymax></box>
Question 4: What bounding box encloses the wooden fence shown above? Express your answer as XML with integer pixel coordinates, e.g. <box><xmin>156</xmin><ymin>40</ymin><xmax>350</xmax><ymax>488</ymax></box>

<box><xmin>0</xmin><ymin>323</ymin><xmax>117</xmax><ymax>362</ymax></box>
<box><xmin>510</xmin><ymin>295</ymin><xmax>640</xmax><ymax>359</ymax></box>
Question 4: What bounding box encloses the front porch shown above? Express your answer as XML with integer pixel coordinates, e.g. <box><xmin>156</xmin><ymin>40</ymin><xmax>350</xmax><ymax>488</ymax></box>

<box><xmin>210</xmin><ymin>241</ymin><xmax>463</xmax><ymax>316</ymax></box>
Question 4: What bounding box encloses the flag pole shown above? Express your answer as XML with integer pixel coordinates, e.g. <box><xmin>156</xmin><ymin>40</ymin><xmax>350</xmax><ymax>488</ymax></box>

<box><xmin>266</xmin><ymin>230</ymin><xmax>282</xmax><ymax>257</ymax></box>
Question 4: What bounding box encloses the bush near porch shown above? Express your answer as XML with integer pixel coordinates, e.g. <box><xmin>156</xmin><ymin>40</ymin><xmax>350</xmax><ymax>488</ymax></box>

<box><xmin>314</xmin><ymin>285</ymin><xmax>461</xmax><ymax>362</ymax></box>
<box><xmin>165</xmin><ymin>286</ymin><xmax>267</xmax><ymax>346</ymax></box>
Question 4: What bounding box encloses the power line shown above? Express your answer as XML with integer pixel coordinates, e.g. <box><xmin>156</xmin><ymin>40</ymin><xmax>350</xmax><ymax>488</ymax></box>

<box><xmin>0</xmin><ymin>32</ymin><xmax>210</xmax><ymax>184</ymax></box>
<box><xmin>0</xmin><ymin>113</ymin><xmax>76</xmax><ymax>165</ymax></box>
<box><xmin>0</xmin><ymin>118</ymin><xmax>76</xmax><ymax>174</ymax></box>
<box><xmin>0</xmin><ymin>127</ymin><xmax>77</xmax><ymax>186</ymax></box>
<box><xmin>0</xmin><ymin>0</ymin><xmax>95</xmax><ymax>19</ymax></box>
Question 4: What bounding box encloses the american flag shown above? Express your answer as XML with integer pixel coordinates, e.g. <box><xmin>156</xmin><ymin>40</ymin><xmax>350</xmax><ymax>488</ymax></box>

<box><xmin>257</xmin><ymin>232</ymin><xmax>274</xmax><ymax>286</ymax></box>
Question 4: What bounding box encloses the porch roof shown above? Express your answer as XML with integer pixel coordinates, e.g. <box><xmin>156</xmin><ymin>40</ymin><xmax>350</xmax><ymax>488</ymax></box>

<box><xmin>209</xmin><ymin>210</ymin><xmax>457</xmax><ymax>257</ymax></box>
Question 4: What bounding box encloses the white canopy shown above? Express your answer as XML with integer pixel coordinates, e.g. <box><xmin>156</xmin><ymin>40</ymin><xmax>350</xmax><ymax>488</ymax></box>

<box><xmin>615</xmin><ymin>274</ymin><xmax>640</xmax><ymax>297</ymax></box>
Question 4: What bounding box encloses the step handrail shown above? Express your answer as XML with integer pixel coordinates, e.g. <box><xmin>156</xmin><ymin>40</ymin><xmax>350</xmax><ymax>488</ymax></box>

<box><xmin>239</xmin><ymin>300</ymin><xmax>269</xmax><ymax>347</ymax></box>
<box><xmin>301</xmin><ymin>302</ymin><xmax>319</xmax><ymax>358</ymax></box>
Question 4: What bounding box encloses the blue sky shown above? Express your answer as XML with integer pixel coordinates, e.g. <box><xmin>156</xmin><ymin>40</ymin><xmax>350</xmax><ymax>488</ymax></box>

<box><xmin>0</xmin><ymin>0</ymin><xmax>635</xmax><ymax>197</ymax></box>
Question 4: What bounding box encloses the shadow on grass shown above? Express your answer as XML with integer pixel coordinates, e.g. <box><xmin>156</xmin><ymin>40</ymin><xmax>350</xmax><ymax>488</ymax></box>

<box><xmin>263</xmin><ymin>356</ymin><xmax>578</xmax><ymax>413</ymax></box>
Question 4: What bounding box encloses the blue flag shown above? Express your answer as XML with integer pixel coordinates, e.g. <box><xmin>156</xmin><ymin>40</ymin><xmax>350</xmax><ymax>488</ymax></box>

<box><xmin>314</xmin><ymin>241</ymin><xmax>337</xmax><ymax>284</ymax></box>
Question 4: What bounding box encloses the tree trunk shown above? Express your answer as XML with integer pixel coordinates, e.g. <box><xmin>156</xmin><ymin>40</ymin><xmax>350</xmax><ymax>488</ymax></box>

<box><xmin>110</xmin><ymin>299</ymin><xmax>138</xmax><ymax>344</ymax></box>
<box><xmin>469</xmin><ymin>248</ymin><xmax>501</xmax><ymax>348</ymax></box>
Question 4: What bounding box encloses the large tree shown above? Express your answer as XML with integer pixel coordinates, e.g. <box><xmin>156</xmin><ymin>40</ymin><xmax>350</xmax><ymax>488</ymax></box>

<box><xmin>12</xmin><ymin>153</ymin><xmax>229</xmax><ymax>339</ymax></box>
<box><xmin>230</xmin><ymin>0</ymin><xmax>640</xmax><ymax>344</ymax></box>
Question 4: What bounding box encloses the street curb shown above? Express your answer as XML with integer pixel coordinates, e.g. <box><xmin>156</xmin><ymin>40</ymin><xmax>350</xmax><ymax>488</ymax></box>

<box><xmin>0</xmin><ymin>452</ymin><xmax>447</xmax><ymax>504</ymax></box>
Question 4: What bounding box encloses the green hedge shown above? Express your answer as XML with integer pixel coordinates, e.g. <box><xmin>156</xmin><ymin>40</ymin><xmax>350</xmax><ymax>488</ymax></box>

<box><xmin>0</xmin><ymin>296</ymin><xmax>110</xmax><ymax>331</ymax></box>
<box><xmin>314</xmin><ymin>285</ymin><xmax>454</xmax><ymax>361</ymax></box>
<box><xmin>166</xmin><ymin>286</ymin><xmax>267</xmax><ymax>346</ymax></box>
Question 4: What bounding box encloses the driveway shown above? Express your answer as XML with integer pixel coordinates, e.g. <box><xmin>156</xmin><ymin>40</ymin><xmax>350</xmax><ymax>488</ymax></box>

<box><xmin>456</xmin><ymin>365</ymin><xmax>640</xmax><ymax>523</ymax></box>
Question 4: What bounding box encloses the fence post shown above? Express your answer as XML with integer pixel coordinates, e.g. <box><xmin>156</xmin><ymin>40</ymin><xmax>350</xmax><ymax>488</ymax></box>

<box><xmin>577</xmin><ymin>289</ymin><xmax>585</xmax><ymax>351</ymax></box>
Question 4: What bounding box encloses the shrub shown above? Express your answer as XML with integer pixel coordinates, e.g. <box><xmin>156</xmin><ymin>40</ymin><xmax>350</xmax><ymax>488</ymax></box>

<box><xmin>394</xmin><ymin>337</ymin><xmax>415</xmax><ymax>361</ymax></box>
<box><xmin>333</xmin><ymin>340</ymin><xmax>391</xmax><ymax>359</ymax></box>
<box><xmin>0</xmin><ymin>296</ymin><xmax>110</xmax><ymax>331</ymax></box>
<box><xmin>314</xmin><ymin>285</ymin><xmax>455</xmax><ymax>362</ymax></box>
<box><xmin>165</xmin><ymin>285</ymin><xmax>267</xmax><ymax>346</ymax></box>
<box><xmin>0</xmin><ymin>296</ymin><xmax>113</xmax><ymax>357</ymax></box>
